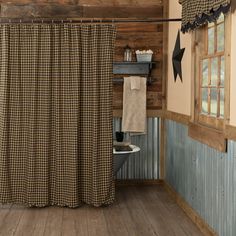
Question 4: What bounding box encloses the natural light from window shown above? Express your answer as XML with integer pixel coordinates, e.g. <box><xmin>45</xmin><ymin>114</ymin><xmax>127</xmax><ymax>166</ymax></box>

<box><xmin>200</xmin><ymin>14</ymin><xmax>225</xmax><ymax>119</ymax></box>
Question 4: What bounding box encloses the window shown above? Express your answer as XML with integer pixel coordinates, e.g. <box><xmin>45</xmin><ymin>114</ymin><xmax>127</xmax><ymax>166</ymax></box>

<box><xmin>196</xmin><ymin>14</ymin><xmax>226</xmax><ymax>130</ymax></box>
<box><xmin>189</xmin><ymin>14</ymin><xmax>229</xmax><ymax>152</ymax></box>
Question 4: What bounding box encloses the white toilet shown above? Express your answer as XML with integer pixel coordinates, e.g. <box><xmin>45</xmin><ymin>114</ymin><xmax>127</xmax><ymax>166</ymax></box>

<box><xmin>113</xmin><ymin>144</ymin><xmax>140</xmax><ymax>174</ymax></box>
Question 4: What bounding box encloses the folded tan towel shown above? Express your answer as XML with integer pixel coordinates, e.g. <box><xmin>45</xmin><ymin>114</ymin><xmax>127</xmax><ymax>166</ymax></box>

<box><xmin>130</xmin><ymin>76</ymin><xmax>141</xmax><ymax>90</ymax></box>
<box><xmin>122</xmin><ymin>76</ymin><xmax>146</xmax><ymax>134</ymax></box>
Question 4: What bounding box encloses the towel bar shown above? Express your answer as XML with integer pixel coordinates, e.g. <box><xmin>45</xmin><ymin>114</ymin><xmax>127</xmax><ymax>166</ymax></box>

<box><xmin>113</xmin><ymin>77</ymin><xmax>153</xmax><ymax>85</ymax></box>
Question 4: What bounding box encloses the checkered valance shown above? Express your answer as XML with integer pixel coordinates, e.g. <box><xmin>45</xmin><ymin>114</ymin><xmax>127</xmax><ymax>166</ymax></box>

<box><xmin>179</xmin><ymin>0</ymin><xmax>231</xmax><ymax>32</ymax></box>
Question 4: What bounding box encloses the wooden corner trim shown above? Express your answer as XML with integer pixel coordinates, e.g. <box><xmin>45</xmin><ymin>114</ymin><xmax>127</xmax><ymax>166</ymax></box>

<box><xmin>163</xmin><ymin>181</ymin><xmax>217</xmax><ymax>236</ymax></box>
<box><xmin>188</xmin><ymin>122</ymin><xmax>227</xmax><ymax>152</ymax></box>
<box><xmin>225</xmin><ymin>124</ymin><xmax>236</xmax><ymax>141</ymax></box>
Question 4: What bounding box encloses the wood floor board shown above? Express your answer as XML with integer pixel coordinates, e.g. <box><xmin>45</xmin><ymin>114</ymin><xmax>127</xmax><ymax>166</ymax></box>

<box><xmin>112</xmin><ymin>188</ymin><xmax>127</xmax><ymax>209</ymax></box>
<box><xmin>154</xmin><ymin>187</ymin><xmax>202</xmax><ymax>236</ymax></box>
<box><xmin>117</xmin><ymin>208</ymin><xmax>139</xmax><ymax>236</ymax></box>
<box><xmin>112</xmin><ymin>189</ymin><xmax>141</xmax><ymax>236</ymax></box>
<box><xmin>72</xmin><ymin>207</ymin><xmax>88</xmax><ymax>236</ymax></box>
<box><xmin>43</xmin><ymin>207</ymin><xmax>63</xmax><ymax>236</ymax></box>
<box><xmin>0</xmin><ymin>186</ymin><xmax>203</xmax><ymax>236</ymax></box>
<box><xmin>121</xmin><ymin>186</ymin><xmax>143</xmax><ymax>209</ymax></box>
<box><xmin>134</xmin><ymin>186</ymin><xmax>183</xmax><ymax>236</ymax></box>
<box><xmin>32</xmin><ymin>208</ymin><xmax>48</xmax><ymax>236</ymax></box>
<box><xmin>14</xmin><ymin>208</ymin><xmax>39</xmax><ymax>236</ymax></box>
<box><xmin>122</xmin><ymin>187</ymin><xmax>159</xmax><ymax>236</ymax></box>
<box><xmin>103</xmin><ymin>208</ymin><xmax>130</xmax><ymax>236</ymax></box>
<box><xmin>86</xmin><ymin>208</ymin><xmax>109</xmax><ymax>236</ymax></box>
<box><xmin>0</xmin><ymin>205</ymin><xmax>25</xmax><ymax>236</ymax></box>
<box><xmin>61</xmin><ymin>208</ymin><xmax>77</xmax><ymax>236</ymax></box>
<box><xmin>0</xmin><ymin>204</ymin><xmax>12</xmax><ymax>223</ymax></box>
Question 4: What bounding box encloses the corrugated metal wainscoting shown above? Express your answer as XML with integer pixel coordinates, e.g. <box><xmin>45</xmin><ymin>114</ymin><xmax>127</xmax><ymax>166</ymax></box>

<box><xmin>113</xmin><ymin>118</ymin><xmax>160</xmax><ymax>179</ymax></box>
<box><xmin>165</xmin><ymin>120</ymin><xmax>236</xmax><ymax>236</ymax></box>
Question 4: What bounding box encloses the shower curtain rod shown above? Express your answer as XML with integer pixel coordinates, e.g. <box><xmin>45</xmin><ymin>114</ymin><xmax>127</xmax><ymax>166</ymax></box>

<box><xmin>0</xmin><ymin>18</ymin><xmax>182</xmax><ymax>24</ymax></box>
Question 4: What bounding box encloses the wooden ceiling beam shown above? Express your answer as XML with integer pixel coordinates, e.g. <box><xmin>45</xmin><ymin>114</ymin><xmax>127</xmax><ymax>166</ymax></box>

<box><xmin>82</xmin><ymin>5</ymin><xmax>163</xmax><ymax>18</ymax></box>
<box><xmin>0</xmin><ymin>3</ymin><xmax>163</xmax><ymax>18</ymax></box>
<box><xmin>0</xmin><ymin>0</ymin><xmax>163</xmax><ymax>7</ymax></box>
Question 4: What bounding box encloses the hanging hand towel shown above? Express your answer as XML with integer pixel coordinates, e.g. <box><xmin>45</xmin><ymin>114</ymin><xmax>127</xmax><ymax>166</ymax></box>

<box><xmin>130</xmin><ymin>76</ymin><xmax>141</xmax><ymax>90</ymax></box>
<box><xmin>122</xmin><ymin>76</ymin><xmax>146</xmax><ymax>134</ymax></box>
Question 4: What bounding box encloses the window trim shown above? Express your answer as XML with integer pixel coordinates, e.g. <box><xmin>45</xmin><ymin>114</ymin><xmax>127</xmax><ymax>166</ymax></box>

<box><xmin>189</xmin><ymin>14</ymin><xmax>231</xmax><ymax>152</ymax></box>
<box><xmin>193</xmin><ymin>14</ymin><xmax>230</xmax><ymax>130</ymax></box>
<box><xmin>196</xmin><ymin>18</ymin><xmax>225</xmax><ymax>130</ymax></box>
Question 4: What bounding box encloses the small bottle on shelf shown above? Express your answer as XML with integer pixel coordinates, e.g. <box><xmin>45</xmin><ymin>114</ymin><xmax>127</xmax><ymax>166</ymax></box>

<box><xmin>124</xmin><ymin>45</ymin><xmax>132</xmax><ymax>62</ymax></box>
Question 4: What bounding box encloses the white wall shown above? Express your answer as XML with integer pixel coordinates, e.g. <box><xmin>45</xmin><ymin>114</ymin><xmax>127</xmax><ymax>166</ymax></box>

<box><xmin>167</xmin><ymin>1</ymin><xmax>192</xmax><ymax>116</ymax></box>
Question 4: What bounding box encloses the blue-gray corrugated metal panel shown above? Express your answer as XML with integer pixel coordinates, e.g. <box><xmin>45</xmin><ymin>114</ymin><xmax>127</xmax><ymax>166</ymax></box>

<box><xmin>165</xmin><ymin>120</ymin><xmax>236</xmax><ymax>236</ymax></box>
<box><xmin>113</xmin><ymin>118</ymin><xmax>160</xmax><ymax>179</ymax></box>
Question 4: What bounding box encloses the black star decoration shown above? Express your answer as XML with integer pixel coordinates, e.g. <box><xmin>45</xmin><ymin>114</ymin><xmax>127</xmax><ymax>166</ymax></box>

<box><xmin>172</xmin><ymin>30</ymin><xmax>185</xmax><ymax>82</ymax></box>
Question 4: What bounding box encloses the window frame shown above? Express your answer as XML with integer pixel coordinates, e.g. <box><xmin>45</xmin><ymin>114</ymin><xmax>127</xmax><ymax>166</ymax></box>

<box><xmin>193</xmin><ymin>14</ymin><xmax>230</xmax><ymax>131</ymax></box>
<box><xmin>189</xmin><ymin>14</ymin><xmax>231</xmax><ymax>152</ymax></box>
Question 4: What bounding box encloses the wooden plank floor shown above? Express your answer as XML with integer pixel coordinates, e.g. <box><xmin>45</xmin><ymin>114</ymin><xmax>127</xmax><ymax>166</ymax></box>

<box><xmin>0</xmin><ymin>185</ymin><xmax>203</xmax><ymax>236</ymax></box>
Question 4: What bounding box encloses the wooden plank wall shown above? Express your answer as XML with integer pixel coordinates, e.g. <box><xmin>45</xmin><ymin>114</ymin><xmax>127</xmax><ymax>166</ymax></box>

<box><xmin>0</xmin><ymin>1</ymin><xmax>163</xmax><ymax>19</ymax></box>
<box><xmin>114</xmin><ymin>23</ymin><xmax>163</xmax><ymax>110</ymax></box>
<box><xmin>0</xmin><ymin>0</ymin><xmax>164</xmax><ymax>111</ymax></box>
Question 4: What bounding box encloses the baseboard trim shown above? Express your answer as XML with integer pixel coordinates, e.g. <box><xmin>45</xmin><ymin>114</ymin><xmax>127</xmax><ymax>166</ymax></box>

<box><xmin>115</xmin><ymin>179</ymin><xmax>163</xmax><ymax>186</ymax></box>
<box><xmin>163</xmin><ymin>181</ymin><xmax>217</xmax><ymax>236</ymax></box>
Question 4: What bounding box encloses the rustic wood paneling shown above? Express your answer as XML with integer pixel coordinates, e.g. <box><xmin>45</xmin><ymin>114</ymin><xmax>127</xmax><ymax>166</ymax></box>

<box><xmin>115</xmin><ymin>32</ymin><xmax>163</xmax><ymax>47</ymax></box>
<box><xmin>0</xmin><ymin>1</ymin><xmax>163</xmax><ymax>18</ymax></box>
<box><xmin>117</xmin><ymin>23</ymin><xmax>162</xmax><ymax>32</ymax></box>
<box><xmin>160</xmin><ymin>0</ymin><xmax>168</xmax><ymax>179</ymax></box>
<box><xmin>0</xmin><ymin>3</ymin><xmax>82</xmax><ymax>18</ymax></box>
<box><xmin>0</xmin><ymin>0</ymin><xmax>164</xmax><ymax>111</ymax></box>
<box><xmin>114</xmin><ymin>21</ymin><xmax>163</xmax><ymax>110</ymax></box>
<box><xmin>0</xmin><ymin>0</ymin><xmax>163</xmax><ymax>7</ymax></box>
<box><xmin>79</xmin><ymin>0</ymin><xmax>163</xmax><ymax>6</ymax></box>
<box><xmin>82</xmin><ymin>5</ymin><xmax>163</xmax><ymax>18</ymax></box>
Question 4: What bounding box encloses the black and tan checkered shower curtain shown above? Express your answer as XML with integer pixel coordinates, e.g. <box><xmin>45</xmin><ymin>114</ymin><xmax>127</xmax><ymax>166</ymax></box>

<box><xmin>0</xmin><ymin>24</ymin><xmax>116</xmax><ymax>207</ymax></box>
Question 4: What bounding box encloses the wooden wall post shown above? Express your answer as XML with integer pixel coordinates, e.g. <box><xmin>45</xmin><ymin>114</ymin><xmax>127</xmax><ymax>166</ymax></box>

<box><xmin>159</xmin><ymin>0</ymin><xmax>169</xmax><ymax>179</ymax></box>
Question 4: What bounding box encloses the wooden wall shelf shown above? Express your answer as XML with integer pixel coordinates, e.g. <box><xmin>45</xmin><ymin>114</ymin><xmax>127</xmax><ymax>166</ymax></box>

<box><xmin>113</xmin><ymin>62</ymin><xmax>155</xmax><ymax>75</ymax></box>
<box><xmin>113</xmin><ymin>62</ymin><xmax>155</xmax><ymax>84</ymax></box>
